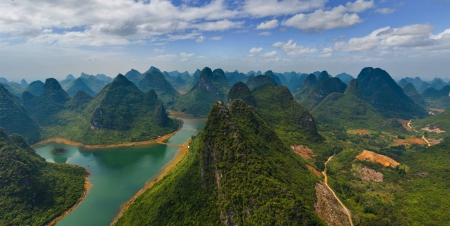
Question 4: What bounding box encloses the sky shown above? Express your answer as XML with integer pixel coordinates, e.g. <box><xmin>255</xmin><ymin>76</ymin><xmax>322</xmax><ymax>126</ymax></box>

<box><xmin>1</xmin><ymin>0</ymin><xmax>450</xmax><ymax>82</ymax></box>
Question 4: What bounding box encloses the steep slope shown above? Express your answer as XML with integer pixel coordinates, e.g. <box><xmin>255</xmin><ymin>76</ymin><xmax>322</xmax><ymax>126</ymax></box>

<box><xmin>317</xmin><ymin>71</ymin><xmax>331</xmax><ymax>81</ymax></box>
<box><xmin>115</xmin><ymin>100</ymin><xmax>323</xmax><ymax>226</ymax></box>
<box><xmin>22</xmin><ymin>78</ymin><xmax>71</xmax><ymax>125</ymax></box>
<box><xmin>66</xmin><ymin>78</ymin><xmax>96</xmax><ymax>97</ymax></box>
<box><xmin>124</xmin><ymin>69</ymin><xmax>143</xmax><ymax>85</ymax></box>
<box><xmin>175</xmin><ymin>67</ymin><xmax>230</xmax><ymax>116</ymax></box>
<box><xmin>25</xmin><ymin>81</ymin><xmax>44</xmax><ymax>96</ymax></box>
<box><xmin>0</xmin><ymin>129</ymin><xmax>86</xmax><ymax>225</ymax></box>
<box><xmin>246</xmin><ymin>73</ymin><xmax>278</xmax><ymax>90</ymax></box>
<box><xmin>59</xmin><ymin>74</ymin><xmax>76</xmax><ymax>89</ymax></box>
<box><xmin>20</xmin><ymin>79</ymin><xmax>28</xmax><ymax>87</ymax></box>
<box><xmin>0</xmin><ymin>84</ymin><xmax>40</xmax><ymax>143</ymax></box>
<box><xmin>294</xmin><ymin>77</ymin><xmax>347</xmax><ymax>110</ymax></box>
<box><xmin>402</xmin><ymin>82</ymin><xmax>425</xmax><ymax>107</ymax></box>
<box><xmin>80</xmin><ymin>73</ymin><xmax>110</xmax><ymax>93</ymax></box>
<box><xmin>251</xmin><ymin>83</ymin><xmax>322</xmax><ymax>144</ymax></box>
<box><xmin>357</xmin><ymin>67</ymin><xmax>427</xmax><ymax>119</ymax></box>
<box><xmin>137</xmin><ymin>71</ymin><xmax>180</xmax><ymax>106</ymax></box>
<box><xmin>227</xmin><ymin>82</ymin><xmax>257</xmax><ymax>106</ymax></box>
<box><xmin>80</xmin><ymin>74</ymin><xmax>178</xmax><ymax>144</ymax></box>
<box><xmin>312</xmin><ymin>79</ymin><xmax>401</xmax><ymax>131</ymax></box>
<box><xmin>335</xmin><ymin>73</ymin><xmax>354</xmax><ymax>84</ymax></box>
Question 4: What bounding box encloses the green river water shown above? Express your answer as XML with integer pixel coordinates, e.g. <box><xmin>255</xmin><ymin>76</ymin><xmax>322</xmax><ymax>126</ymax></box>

<box><xmin>34</xmin><ymin>118</ymin><xmax>206</xmax><ymax>226</ymax></box>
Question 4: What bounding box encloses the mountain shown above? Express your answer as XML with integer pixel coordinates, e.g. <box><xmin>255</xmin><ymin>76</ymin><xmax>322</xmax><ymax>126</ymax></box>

<box><xmin>300</xmin><ymin>74</ymin><xmax>318</xmax><ymax>90</ymax></box>
<box><xmin>227</xmin><ymin>81</ymin><xmax>257</xmax><ymax>106</ymax></box>
<box><xmin>115</xmin><ymin>100</ymin><xmax>323</xmax><ymax>225</ymax></box>
<box><xmin>357</xmin><ymin>67</ymin><xmax>427</xmax><ymax>119</ymax></box>
<box><xmin>246</xmin><ymin>72</ymin><xmax>278</xmax><ymax>90</ymax></box>
<box><xmin>175</xmin><ymin>67</ymin><xmax>231</xmax><ymax>116</ymax></box>
<box><xmin>137</xmin><ymin>71</ymin><xmax>180</xmax><ymax>106</ymax></box>
<box><xmin>317</xmin><ymin>71</ymin><xmax>331</xmax><ymax>81</ymax></box>
<box><xmin>65</xmin><ymin>91</ymin><xmax>94</xmax><ymax>111</ymax></box>
<box><xmin>294</xmin><ymin>77</ymin><xmax>347</xmax><ymax>110</ymax></box>
<box><xmin>95</xmin><ymin>74</ymin><xmax>112</xmax><ymax>83</ymax></box>
<box><xmin>22</xmin><ymin>78</ymin><xmax>71</xmax><ymax>125</ymax></box>
<box><xmin>286</xmin><ymin>73</ymin><xmax>308</xmax><ymax>94</ymax></box>
<box><xmin>20</xmin><ymin>79</ymin><xmax>28</xmax><ymax>87</ymax></box>
<box><xmin>0</xmin><ymin>82</ymin><xmax>24</xmax><ymax>96</ymax></box>
<box><xmin>79</xmin><ymin>74</ymin><xmax>178</xmax><ymax>144</ymax></box>
<box><xmin>225</xmin><ymin>70</ymin><xmax>248</xmax><ymax>85</ymax></box>
<box><xmin>0</xmin><ymin>77</ymin><xmax>7</xmax><ymax>83</ymax></box>
<box><xmin>0</xmin><ymin>129</ymin><xmax>86</xmax><ymax>225</ymax></box>
<box><xmin>25</xmin><ymin>80</ymin><xmax>44</xmax><ymax>96</ymax></box>
<box><xmin>0</xmin><ymin>84</ymin><xmax>41</xmax><ymax>143</ymax></box>
<box><xmin>335</xmin><ymin>73</ymin><xmax>354</xmax><ymax>84</ymax></box>
<box><xmin>80</xmin><ymin>73</ymin><xmax>110</xmax><ymax>93</ymax></box>
<box><xmin>397</xmin><ymin>77</ymin><xmax>430</xmax><ymax>93</ymax></box>
<box><xmin>66</xmin><ymin>78</ymin><xmax>96</xmax><ymax>97</ymax></box>
<box><xmin>59</xmin><ymin>74</ymin><xmax>76</xmax><ymax>88</ymax></box>
<box><xmin>402</xmin><ymin>83</ymin><xmax>426</xmax><ymax>107</ymax></box>
<box><xmin>421</xmin><ymin>85</ymin><xmax>450</xmax><ymax>108</ymax></box>
<box><xmin>430</xmin><ymin>78</ymin><xmax>446</xmax><ymax>90</ymax></box>
<box><xmin>312</xmin><ymin>79</ymin><xmax>401</xmax><ymax>131</ymax></box>
<box><xmin>124</xmin><ymin>69</ymin><xmax>144</xmax><ymax>85</ymax></box>
<box><xmin>251</xmin><ymin>83</ymin><xmax>322</xmax><ymax>144</ymax></box>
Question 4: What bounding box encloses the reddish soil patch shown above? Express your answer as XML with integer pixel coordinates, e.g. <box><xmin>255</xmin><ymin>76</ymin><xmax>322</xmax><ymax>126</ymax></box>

<box><xmin>291</xmin><ymin>145</ymin><xmax>316</xmax><ymax>160</ymax></box>
<box><xmin>178</xmin><ymin>90</ymin><xmax>187</xmax><ymax>95</ymax></box>
<box><xmin>354</xmin><ymin>129</ymin><xmax>369</xmax><ymax>135</ymax></box>
<box><xmin>356</xmin><ymin>150</ymin><xmax>400</xmax><ymax>168</ymax></box>
<box><xmin>306</xmin><ymin>164</ymin><xmax>322</xmax><ymax>178</ymax></box>
<box><xmin>397</xmin><ymin>119</ymin><xmax>412</xmax><ymax>131</ymax></box>
<box><xmin>393</xmin><ymin>137</ymin><xmax>426</xmax><ymax>146</ymax></box>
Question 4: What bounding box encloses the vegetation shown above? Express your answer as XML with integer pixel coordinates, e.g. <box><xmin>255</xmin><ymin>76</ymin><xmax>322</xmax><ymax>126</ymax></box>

<box><xmin>115</xmin><ymin>100</ymin><xmax>324</xmax><ymax>225</ymax></box>
<box><xmin>246</xmin><ymin>71</ymin><xmax>279</xmax><ymax>89</ymax></box>
<box><xmin>357</xmin><ymin>67</ymin><xmax>427</xmax><ymax>119</ymax></box>
<box><xmin>137</xmin><ymin>71</ymin><xmax>180</xmax><ymax>107</ymax></box>
<box><xmin>0</xmin><ymin>83</ymin><xmax>41</xmax><ymax>144</ymax></box>
<box><xmin>0</xmin><ymin>129</ymin><xmax>86</xmax><ymax>225</ymax></box>
<box><xmin>51</xmin><ymin>147</ymin><xmax>67</xmax><ymax>155</ymax></box>
<box><xmin>294</xmin><ymin>77</ymin><xmax>347</xmax><ymax>110</ymax></box>
<box><xmin>175</xmin><ymin>67</ymin><xmax>230</xmax><ymax>116</ymax></box>
<box><xmin>66</xmin><ymin>78</ymin><xmax>96</xmax><ymax>97</ymax></box>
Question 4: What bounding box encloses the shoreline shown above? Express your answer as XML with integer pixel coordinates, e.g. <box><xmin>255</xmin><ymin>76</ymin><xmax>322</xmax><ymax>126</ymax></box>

<box><xmin>46</xmin><ymin>173</ymin><xmax>91</xmax><ymax>226</ymax></box>
<box><xmin>32</xmin><ymin>121</ymin><xmax>183</xmax><ymax>150</ymax></box>
<box><xmin>110</xmin><ymin>138</ymin><xmax>192</xmax><ymax>225</ymax></box>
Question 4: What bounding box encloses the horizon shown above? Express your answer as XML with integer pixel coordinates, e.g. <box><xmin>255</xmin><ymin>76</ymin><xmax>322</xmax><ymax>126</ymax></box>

<box><xmin>1</xmin><ymin>0</ymin><xmax>449</xmax><ymax>81</ymax></box>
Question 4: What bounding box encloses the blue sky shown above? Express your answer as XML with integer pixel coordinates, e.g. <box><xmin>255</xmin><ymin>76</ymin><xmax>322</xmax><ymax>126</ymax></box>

<box><xmin>1</xmin><ymin>0</ymin><xmax>450</xmax><ymax>81</ymax></box>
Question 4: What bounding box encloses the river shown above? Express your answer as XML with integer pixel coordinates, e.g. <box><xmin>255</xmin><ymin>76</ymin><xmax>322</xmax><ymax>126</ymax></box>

<box><xmin>34</xmin><ymin>118</ymin><xmax>206</xmax><ymax>226</ymax></box>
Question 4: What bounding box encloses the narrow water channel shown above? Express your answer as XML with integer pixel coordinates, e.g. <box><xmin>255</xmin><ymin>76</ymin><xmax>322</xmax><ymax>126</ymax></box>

<box><xmin>34</xmin><ymin>118</ymin><xmax>206</xmax><ymax>226</ymax></box>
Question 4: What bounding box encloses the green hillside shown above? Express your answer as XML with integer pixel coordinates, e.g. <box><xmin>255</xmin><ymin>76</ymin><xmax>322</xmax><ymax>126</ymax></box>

<box><xmin>66</xmin><ymin>78</ymin><xmax>96</xmax><ymax>97</ymax></box>
<box><xmin>357</xmin><ymin>67</ymin><xmax>427</xmax><ymax>119</ymax></box>
<box><xmin>176</xmin><ymin>67</ymin><xmax>230</xmax><ymax>116</ymax></box>
<box><xmin>251</xmin><ymin>83</ymin><xmax>322</xmax><ymax>144</ymax></box>
<box><xmin>137</xmin><ymin>71</ymin><xmax>180</xmax><ymax>107</ymax></box>
<box><xmin>22</xmin><ymin>78</ymin><xmax>71</xmax><ymax>126</ymax></box>
<box><xmin>227</xmin><ymin>81</ymin><xmax>257</xmax><ymax>106</ymax></box>
<box><xmin>115</xmin><ymin>100</ymin><xmax>323</xmax><ymax>226</ymax></box>
<box><xmin>312</xmin><ymin>79</ymin><xmax>402</xmax><ymax>131</ymax></box>
<box><xmin>294</xmin><ymin>77</ymin><xmax>347</xmax><ymax>110</ymax></box>
<box><xmin>246</xmin><ymin>72</ymin><xmax>278</xmax><ymax>90</ymax></box>
<box><xmin>25</xmin><ymin>81</ymin><xmax>44</xmax><ymax>96</ymax></box>
<box><xmin>0</xmin><ymin>129</ymin><xmax>86</xmax><ymax>225</ymax></box>
<box><xmin>0</xmin><ymin>84</ymin><xmax>41</xmax><ymax>144</ymax></box>
<box><xmin>402</xmin><ymin>82</ymin><xmax>425</xmax><ymax>107</ymax></box>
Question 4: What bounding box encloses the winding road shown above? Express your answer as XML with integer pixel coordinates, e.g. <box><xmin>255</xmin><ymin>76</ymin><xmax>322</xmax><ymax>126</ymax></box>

<box><xmin>322</xmin><ymin>156</ymin><xmax>354</xmax><ymax>226</ymax></box>
<box><xmin>407</xmin><ymin>120</ymin><xmax>431</xmax><ymax>147</ymax></box>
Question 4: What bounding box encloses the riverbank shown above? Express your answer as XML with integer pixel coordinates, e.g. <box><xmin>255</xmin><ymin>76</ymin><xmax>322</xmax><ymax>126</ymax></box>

<box><xmin>32</xmin><ymin>121</ymin><xmax>183</xmax><ymax>150</ymax></box>
<box><xmin>47</xmin><ymin>173</ymin><xmax>91</xmax><ymax>226</ymax></box>
<box><xmin>110</xmin><ymin>138</ymin><xmax>192</xmax><ymax>225</ymax></box>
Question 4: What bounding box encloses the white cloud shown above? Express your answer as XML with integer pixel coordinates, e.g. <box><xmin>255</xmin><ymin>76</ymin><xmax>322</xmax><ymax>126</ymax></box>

<box><xmin>210</xmin><ymin>36</ymin><xmax>222</xmax><ymax>40</ymax></box>
<box><xmin>346</xmin><ymin>0</ymin><xmax>375</xmax><ymax>13</ymax></box>
<box><xmin>151</xmin><ymin>54</ymin><xmax>177</xmax><ymax>61</ymax></box>
<box><xmin>333</xmin><ymin>24</ymin><xmax>450</xmax><ymax>53</ymax></box>
<box><xmin>257</xmin><ymin>19</ymin><xmax>279</xmax><ymax>29</ymax></box>
<box><xmin>243</xmin><ymin>0</ymin><xmax>327</xmax><ymax>17</ymax></box>
<box><xmin>195</xmin><ymin>36</ymin><xmax>205</xmax><ymax>43</ymax></box>
<box><xmin>375</xmin><ymin>7</ymin><xmax>396</xmax><ymax>14</ymax></box>
<box><xmin>282</xmin><ymin>5</ymin><xmax>363</xmax><ymax>32</ymax></box>
<box><xmin>247</xmin><ymin>47</ymin><xmax>263</xmax><ymax>56</ymax></box>
<box><xmin>192</xmin><ymin>19</ymin><xmax>244</xmax><ymax>31</ymax></box>
<box><xmin>272</xmin><ymin>40</ymin><xmax>318</xmax><ymax>55</ymax></box>
<box><xmin>180</xmin><ymin>52</ymin><xmax>194</xmax><ymax>61</ymax></box>
<box><xmin>262</xmin><ymin>51</ymin><xmax>277</xmax><ymax>57</ymax></box>
<box><xmin>154</xmin><ymin>48</ymin><xmax>165</xmax><ymax>53</ymax></box>
<box><xmin>258</xmin><ymin>32</ymin><xmax>271</xmax><ymax>36</ymax></box>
